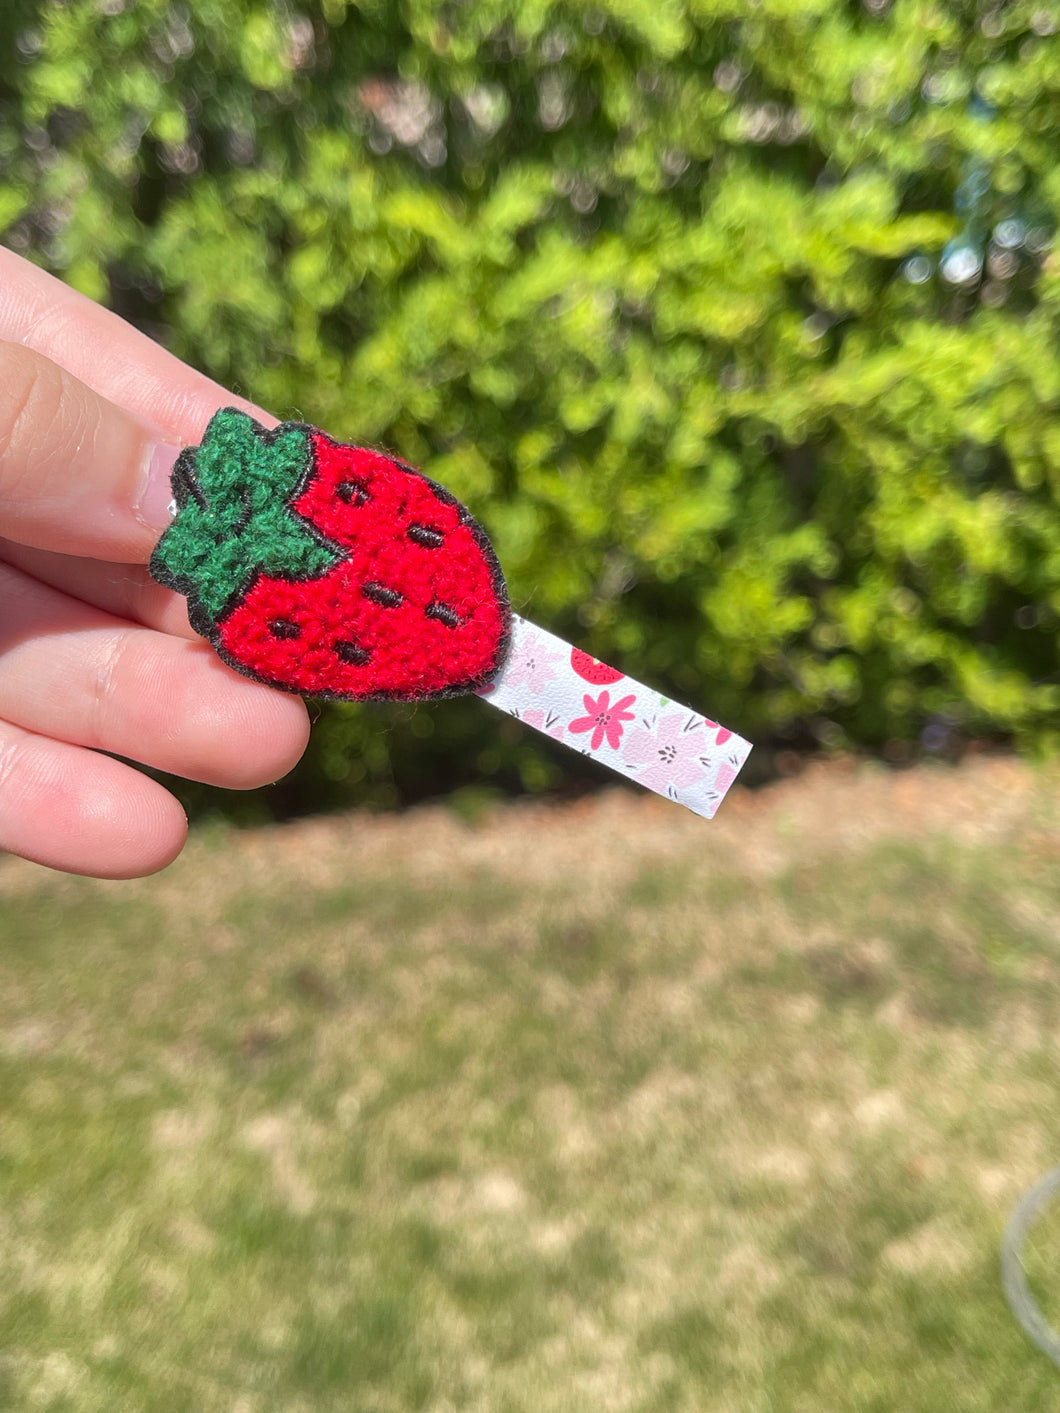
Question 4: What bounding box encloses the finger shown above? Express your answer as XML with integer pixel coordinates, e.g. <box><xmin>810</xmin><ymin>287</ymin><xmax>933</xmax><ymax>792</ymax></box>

<box><xmin>0</xmin><ymin>561</ymin><xmax>311</xmax><ymax>789</ymax></box>
<box><xmin>0</xmin><ymin>246</ymin><xmax>274</xmax><ymax>443</ymax></box>
<box><xmin>0</xmin><ymin>538</ymin><xmax>197</xmax><ymax>639</ymax></box>
<box><xmin>0</xmin><ymin>339</ymin><xmax>184</xmax><ymax>560</ymax></box>
<box><xmin>0</xmin><ymin>718</ymin><xmax>187</xmax><ymax>878</ymax></box>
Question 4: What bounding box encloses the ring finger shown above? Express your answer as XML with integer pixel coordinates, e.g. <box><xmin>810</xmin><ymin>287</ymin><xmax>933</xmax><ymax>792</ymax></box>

<box><xmin>0</xmin><ymin>539</ymin><xmax>197</xmax><ymax>639</ymax></box>
<box><xmin>0</xmin><ymin>338</ymin><xmax>182</xmax><ymax>562</ymax></box>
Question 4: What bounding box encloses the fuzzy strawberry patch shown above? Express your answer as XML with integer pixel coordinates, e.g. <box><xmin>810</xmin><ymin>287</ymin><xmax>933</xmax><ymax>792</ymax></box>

<box><xmin>150</xmin><ymin>409</ymin><xmax>511</xmax><ymax>700</ymax></box>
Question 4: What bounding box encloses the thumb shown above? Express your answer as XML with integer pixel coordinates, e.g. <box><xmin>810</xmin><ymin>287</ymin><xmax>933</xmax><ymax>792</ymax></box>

<box><xmin>0</xmin><ymin>339</ymin><xmax>183</xmax><ymax>561</ymax></box>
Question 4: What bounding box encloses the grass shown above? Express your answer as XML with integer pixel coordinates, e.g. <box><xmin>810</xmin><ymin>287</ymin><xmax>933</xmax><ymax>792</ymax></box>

<box><xmin>2</xmin><ymin>758</ymin><xmax>1060</xmax><ymax>1411</ymax></box>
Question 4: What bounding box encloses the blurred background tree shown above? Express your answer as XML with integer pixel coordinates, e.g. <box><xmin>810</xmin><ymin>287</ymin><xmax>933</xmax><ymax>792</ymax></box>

<box><xmin>1</xmin><ymin>0</ymin><xmax>1058</xmax><ymax>816</ymax></box>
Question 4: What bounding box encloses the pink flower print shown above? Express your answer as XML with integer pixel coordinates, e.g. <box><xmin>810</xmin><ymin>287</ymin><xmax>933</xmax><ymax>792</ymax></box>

<box><xmin>518</xmin><ymin>707</ymin><xmax>566</xmax><ymax>740</ymax></box>
<box><xmin>714</xmin><ymin>761</ymin><xmax>738</xmax><ymax>793</ymax></box>
<box><xmin>568</xmin><ymin>691</ymin><xmax>637</xmax><ymax>751</ymax></box>
<box><xmin>622</xmin><ymin>712</ymin><xmax>710</xmax><ymax>793</ymax></box>
<box><xmin>500</xmin><ymin>628</ymin><xmax>559</xmax><ymax>695</ymax></box>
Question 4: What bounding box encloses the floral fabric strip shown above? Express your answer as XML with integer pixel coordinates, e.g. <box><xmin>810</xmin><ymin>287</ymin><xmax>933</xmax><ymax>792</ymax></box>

<box><xmin>480</xmin><ymin>616</ymin><xmax>751</xmax><ymax>819</ymax></box>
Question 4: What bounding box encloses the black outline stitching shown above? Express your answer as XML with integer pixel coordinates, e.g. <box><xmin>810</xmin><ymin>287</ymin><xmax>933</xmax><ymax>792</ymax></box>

<box><xmin>170</xmin><ymin>448</ymin><xmax>207</xmax><ymax>510</ymax></box>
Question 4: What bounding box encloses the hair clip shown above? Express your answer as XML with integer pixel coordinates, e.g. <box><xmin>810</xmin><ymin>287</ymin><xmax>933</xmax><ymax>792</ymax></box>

<box><xmin>151</xmin><ymin>409</ymin><xmax>750</xmax><ymax>818</ymax></box>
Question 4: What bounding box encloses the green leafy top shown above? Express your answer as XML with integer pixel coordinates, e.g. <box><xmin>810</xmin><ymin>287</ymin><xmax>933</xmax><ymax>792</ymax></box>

<box><xmin>151</xmin><ymin>409</ymin><xmax>340</xmax><ymax>628</ymax></box>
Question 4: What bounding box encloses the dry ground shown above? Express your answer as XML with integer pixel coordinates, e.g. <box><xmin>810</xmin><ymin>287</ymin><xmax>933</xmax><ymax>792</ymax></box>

<box><xmin>2</xmin><ymin>757</ymin><xmax>1060</xmax><ymax>1411</ymax></box>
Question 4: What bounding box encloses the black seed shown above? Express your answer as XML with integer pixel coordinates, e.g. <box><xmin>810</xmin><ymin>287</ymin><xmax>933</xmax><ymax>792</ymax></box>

<box><xmin>362</xmin><ymin>582</ymin><xmax>403</xmax><ymax>609</ymax></box>
<box><xmin>268</xmin><ymin>618</ymin><xmax>301</xmax><ymax>640</ymax></box>
<box><xmin>425</xmin><ymin>600</ymin><xmax>461</xmax><ymax>629</ymax></box>
<box><xmin>333</xmin><ymin>639</ymin><xmax>371</xmax><ymax>666</ymax></box>
<box><xmin>407</xmin><ymin>523</ymin><xmax>445</xmax><ymax>549</ymax></box>
<box><xmin>336</xmin><ymin>479</ymin><xmax>370</xmax><ymax>506</ymax></box>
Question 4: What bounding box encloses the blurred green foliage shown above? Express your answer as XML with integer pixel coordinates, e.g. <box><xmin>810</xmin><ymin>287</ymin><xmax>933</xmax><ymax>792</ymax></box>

<box><xmin>2</xmin><ymin>0</ymin><xmax>1059</xmax><ymax>812</ymax></box>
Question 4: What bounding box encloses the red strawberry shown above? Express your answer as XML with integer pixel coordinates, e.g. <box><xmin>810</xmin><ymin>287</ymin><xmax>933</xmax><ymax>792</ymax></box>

<box><xmin>150</xmin><ymin>409</ymin><xmax>510</xmax><ymax>700</ymax></box>
<box><xmin>570</xmin><ymin>647</ymin><xmax>625</xmax><ymax>685</ymax></box>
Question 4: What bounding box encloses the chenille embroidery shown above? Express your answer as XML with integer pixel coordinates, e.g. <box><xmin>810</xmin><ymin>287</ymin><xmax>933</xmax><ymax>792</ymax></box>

<box><xmin>150</xmin><ymin>409</ymin><xmax>512</xmax><ymax>701</ymax></box>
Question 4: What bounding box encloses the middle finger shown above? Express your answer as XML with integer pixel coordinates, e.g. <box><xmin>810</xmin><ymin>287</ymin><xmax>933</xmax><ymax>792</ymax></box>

<box><xmin>0</xmin><ymin>560</ymin><xmax>309</xmax><ymax>789</ymax></box>
<box><xmin>0</xmin><ymin>538</ymin><xmax>197</xmax><ymax>639</ymax></box>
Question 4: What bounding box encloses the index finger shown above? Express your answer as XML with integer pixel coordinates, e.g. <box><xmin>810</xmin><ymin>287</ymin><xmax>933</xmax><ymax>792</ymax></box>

<box><xmin>0</xmin><ymin>245</ymin><xmax>274</xmax><ymax>443</ymax></box>
<box><xmin>0</xmin><ymin>339</ymin><xmax>182</xmax><ymax>559</ymax></box>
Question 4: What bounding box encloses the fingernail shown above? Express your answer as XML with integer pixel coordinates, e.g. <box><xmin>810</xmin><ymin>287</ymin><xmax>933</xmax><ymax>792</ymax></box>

<box><xmin>136</xmin><ymin>442</ymin><xmax>182</xmax><ymax>530</ymax></box>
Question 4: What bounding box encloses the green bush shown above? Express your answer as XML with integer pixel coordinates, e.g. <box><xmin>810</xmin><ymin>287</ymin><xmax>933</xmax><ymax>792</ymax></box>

<box><xmin>2</xmin><ymin>0</ymin><xmax>1058</xmax><ymax>812</ymax></box>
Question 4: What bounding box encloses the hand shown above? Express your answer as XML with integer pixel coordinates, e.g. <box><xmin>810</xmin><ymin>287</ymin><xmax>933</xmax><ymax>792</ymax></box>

<box><xmin>0</xmin><ymin>247</ymin><xmax>311</xmax><ymax>878</ymax></box>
